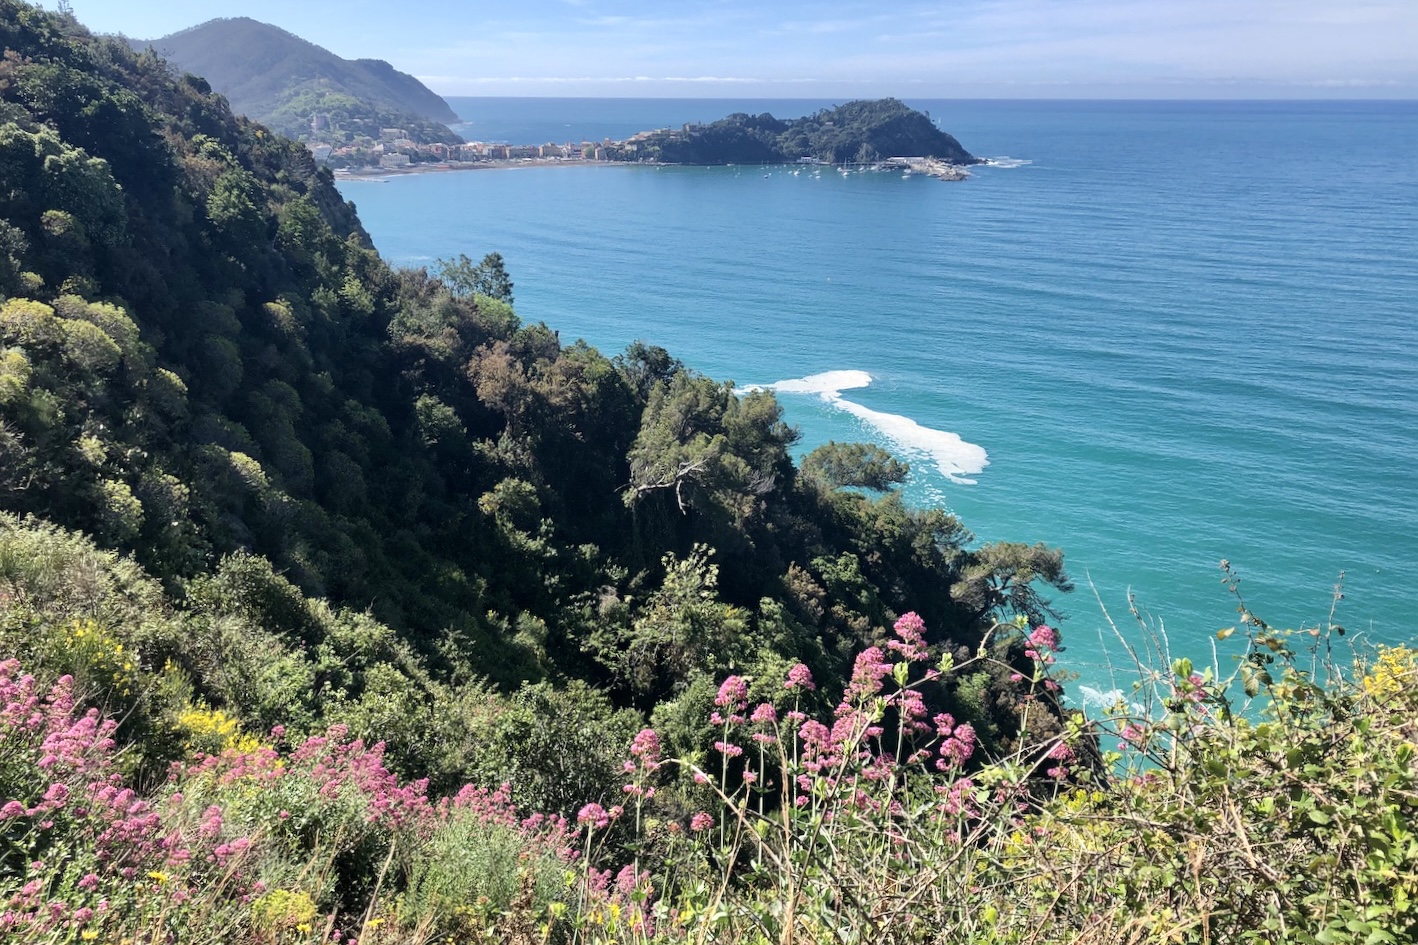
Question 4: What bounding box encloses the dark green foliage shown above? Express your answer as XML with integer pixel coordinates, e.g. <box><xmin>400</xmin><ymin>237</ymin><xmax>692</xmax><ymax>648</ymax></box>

<box><xmin>607</xmin><ymin>98</ymin><xmax>978</xmax><ymax>166</ymax></box>
<box><xmin>436</xmin><ymin>251</ymin><xmax>514</xmax><ymax>304</ymax></box>
<box><xmin>0</xmin><ymin>0</ymin><xmax>1073</xmax><ymax>793</ymax></box>
<box><xmin>953</xmin><ymin>541</ymin><xmax>1075</xmax><ymax>626</ymax></box>
<box><xmin>460</xmin><ymin>680</ymin><xmax>643</xmax><ymax>814</ymax></box>
<box><xmin>801</xmin><ymin>440</ymin><xmax>910</xmax><ymax>491</ymax></box>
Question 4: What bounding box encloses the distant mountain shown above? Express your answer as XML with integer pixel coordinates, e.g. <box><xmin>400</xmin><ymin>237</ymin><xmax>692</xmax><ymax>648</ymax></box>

<box><xmin>605</xmin><ymin>99</ymin><xmax>978</xmax><ymax>167</ymax></box>
<box><xmin>131</xmin><ymin>17</ymin><xmax>462</xmax><ymax>144</ymax></box>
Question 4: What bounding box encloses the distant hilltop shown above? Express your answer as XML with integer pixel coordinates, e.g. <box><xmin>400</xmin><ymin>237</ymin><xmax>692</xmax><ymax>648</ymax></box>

<box><xmin>130</xmin><ymin>17</ymin><xmax>463</xmax><ymax>145</ymax></box>
<box><xmin>602</xmin><ymin>99</ymin><xmax>979</xmax><ymax>168</ymax></box>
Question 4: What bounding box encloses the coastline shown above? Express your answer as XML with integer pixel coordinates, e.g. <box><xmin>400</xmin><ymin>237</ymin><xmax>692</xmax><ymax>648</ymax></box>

<box><xmin>332</xmin><ymin>157</ymin><xmax>971</xmax><ymax>182</ymax></box>
<box><xmin>333</xmin><ymin>159</ymin><xmax>628</xmax><ymax>180</ymax></box>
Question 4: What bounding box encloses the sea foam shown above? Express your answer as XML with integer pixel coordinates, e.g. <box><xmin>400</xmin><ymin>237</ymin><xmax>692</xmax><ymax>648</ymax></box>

<box><xmin>760</xmin><ymin>371</ymin><xmax>988</xmax><ymax>485</ymax></box>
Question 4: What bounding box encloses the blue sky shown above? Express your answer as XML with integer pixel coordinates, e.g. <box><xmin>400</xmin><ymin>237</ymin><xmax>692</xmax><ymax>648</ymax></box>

<box><xmin>68</xmin><ymin>0</ymin><xmax>1418</xmax><ymax>98</ymax></box>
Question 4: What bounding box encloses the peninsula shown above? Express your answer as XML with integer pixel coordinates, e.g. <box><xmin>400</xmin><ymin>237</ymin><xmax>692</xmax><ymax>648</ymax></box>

<box><xmin>601</xmin><ymin>98</ymin><xmax>979</xmax><ymax>169</ymax></box>
<box><xmin>333</xmin><ymin>99</ymin><xmax>979</xmax><ymax>180</ymax></box>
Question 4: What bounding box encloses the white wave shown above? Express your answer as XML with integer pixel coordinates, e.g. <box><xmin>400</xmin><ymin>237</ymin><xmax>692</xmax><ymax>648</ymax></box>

<box><xmin>983</xmin><ymin>156</ymin><xmax>1032</xmax><ymax>169</ymax></box>
<box><xmin>1075</xmin><ymin>685</ymin><xmax>1144</xmax><ymax>715</ymax></box>
<box><xmin>1078</xmin><ymin>685</ymin><xmax>1123</xmax><ymax>708</ymax></box>
<box><xmin>765</xmin><ymin>369</ymin><xmax>872</xmax><ymax>395</ymax></box>
<box><xmin>761</xmin><ymin>371</ymin><xmax>988</xmax><ymax>485</ymax></box>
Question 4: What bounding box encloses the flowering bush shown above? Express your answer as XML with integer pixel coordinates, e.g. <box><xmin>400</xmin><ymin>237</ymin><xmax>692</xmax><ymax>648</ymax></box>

<box><xmin>3</xmin><ymin>600</ymin><xmax>1415</xmax><ymax>945</ymax></box>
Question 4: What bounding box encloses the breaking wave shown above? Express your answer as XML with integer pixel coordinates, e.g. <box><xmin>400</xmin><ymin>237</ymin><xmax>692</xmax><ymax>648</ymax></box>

<box><xmin>758</xmin><ymin>371</ymin><xmax>988</xmax><ymax>485</ymax></box>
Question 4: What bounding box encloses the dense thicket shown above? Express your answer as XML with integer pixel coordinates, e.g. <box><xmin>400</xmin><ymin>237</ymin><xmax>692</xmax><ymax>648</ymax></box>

<box><xmin>0</xmin><ymin>0</ymin><xmax>1068</xmax><ymax>802</ymax></box>
<box><xmin>606</xmin><ymin>98</ymin><xmax>979</xmax><ymax>165</ymax></box>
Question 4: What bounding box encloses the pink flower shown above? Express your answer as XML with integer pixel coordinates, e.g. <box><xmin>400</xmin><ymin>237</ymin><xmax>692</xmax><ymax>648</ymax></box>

<box><xmin>750</xmin><ymin>703</ymin><xmax>777</xmax><ymax>725</ymax></box>
<box><xmin>713</xmin><ymin>740</ymin><xmax>744</xmax><ymax>758</ymax></box>
<box><xmin>715</xmin><ymin>676</ymin><xmax>748</xmax><ymax>711</ymax></box>
<box><xmin>798</xmin><ymin>720</ymin><xmax>832</xmax><ymax>751</ymax></box>
<box><xmin>937</xmin><ymin>722</ymin><xmax>976</xmax><ymax>768</ymax></box>
<box><xmin>937</xmin><ymin>777</ymin><xmax>977</xmax><ymax>817</ymax></box>
<box><xmin>784</xmin><ymin>663</ymin><xmax>815</xmax><ymax>691</ymax></box>
<box><xmin>616</xmin><ymin>863</ymin><xmax>647</xmax><ymax>896</ymax></box>
<box><xmin>0</xmin><ymin>800</ymin><xmax>26</xmax><ymax>820</ymax></box>
<box><xmin>895</xmin><ymin>688</ymin><xmax>928</xmax><ymax>725</ymax></box>
<box><xmin>577</xmin><ymin>803</ymin><xmax>610</xmax><ymax>830</ymax></box>
<box><xmin>845</xmin><ymin>647</ymin><xmax>893</xmax><ymax>702</ymax></box>
<box><xmin>689</xmin><ymin>811</ymin><xmax>714</xmax><ymax>832</ymax></box>
<box><xmin>1027</xmin><ymin>625</ymin><xmax>1059</xmax><ymax>651</ymax></box>
<box><xmin>888</xmin><ymin>612</ymin><xmax>929</xmax><ymax>661</ymax></box>
<box><xmin>629</xmin><ymin>728</ymin><xmax>661</xmax><ymax>769</ymax></box>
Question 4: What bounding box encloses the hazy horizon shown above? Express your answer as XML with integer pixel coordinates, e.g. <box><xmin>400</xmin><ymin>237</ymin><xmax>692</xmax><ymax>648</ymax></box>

<box><xmin>68</xmin><ymin>0</ymin><xmax>1418</xmax><ymax>101</ymax></box>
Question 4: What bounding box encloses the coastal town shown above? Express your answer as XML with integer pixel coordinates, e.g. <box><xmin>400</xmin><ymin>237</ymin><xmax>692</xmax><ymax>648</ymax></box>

<box><xmin>321</xmin><ymin>122</ymin><xmax>972</xmax><ymax>180</ymax></box>
<box><xmin>317</xmin><ymin>124</ymin><xmax>627</xmax><ymax>170</ymax></box>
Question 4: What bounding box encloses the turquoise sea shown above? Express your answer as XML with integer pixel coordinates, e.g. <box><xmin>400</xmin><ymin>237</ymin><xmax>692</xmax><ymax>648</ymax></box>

<box><xmin>339</xmin><ymin>99</ymin><xmax>1418</xmax><ymax>698</ymax></box>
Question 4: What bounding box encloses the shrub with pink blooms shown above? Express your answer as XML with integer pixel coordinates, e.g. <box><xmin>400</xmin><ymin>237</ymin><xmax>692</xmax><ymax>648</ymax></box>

<box><xmin>5</xmin><ymin>595</ymin><xmax>1416</xmax><ymax>944</ymax></box>
<box><xmin>0</xmin><ymin>657</ymin><xmax>585</xmax><ymax>943</ymax></box>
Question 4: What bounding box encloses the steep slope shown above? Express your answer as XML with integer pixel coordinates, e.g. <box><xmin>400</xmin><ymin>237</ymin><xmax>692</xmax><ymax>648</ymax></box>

<box><xmin>132</xmin><ymin>17</ymin><xmax>461</xmax><ymax>143</ymax></box>
<box><xmin>0</xmin><ymin>0</ymin><xmax>1069</xmax><ymax>788</ymax></box>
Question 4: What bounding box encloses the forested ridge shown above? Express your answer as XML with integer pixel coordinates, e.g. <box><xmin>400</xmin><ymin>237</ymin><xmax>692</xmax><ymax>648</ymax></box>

<box><xmin>0</xmin><ymin>0</ymin><xmax>1067</xmax><ymax>792</ymax></box>
<box><xmin>4</xmin><ymin>5</ymin><xmax>1410</xmax><ymax>944</ymax></box>
<box><xmin>130</xmin><ymin>17</ymin><xmax>463</xmax><ymax>144</ymax></box>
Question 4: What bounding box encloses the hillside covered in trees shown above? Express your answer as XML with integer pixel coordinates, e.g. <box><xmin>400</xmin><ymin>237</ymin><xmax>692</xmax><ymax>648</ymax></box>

<box><xmin>0</xmin><ymin>0</ymin><xmax>1066</xmax><ymax>790</ymax></box>
<box><xmin>605</xmin><ymin>98</ymin><xmax>979</xmax><ymax>166</ymax></box>
<box><xmin>130</xmin><ymin>17</ymin><xmax>463</xmax><ymax>144</ymax></box>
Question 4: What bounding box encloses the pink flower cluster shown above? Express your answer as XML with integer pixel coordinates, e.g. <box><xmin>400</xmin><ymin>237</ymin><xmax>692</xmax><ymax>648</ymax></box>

<box><xmin>888</xmin><ymin>612</ymin><xmax>929</xmax><ymax>662</ymax></box>
<box><xmin>623</xmin><ymin>728</ymin><xmax>661</xmax><ymax>799</ymax></box>
<box><xmin>1024</xmin><ymin>624</ymin><xmax>1059</xmax><ymax>666</ymax></box>
<box><xmin>577</xmin><ymin>802</ymin><xmax>611</xmax><ymax>830</ymax></box>
<box><xmin>711</xmin><ymin>675</ymin><xmax>748</xmax><ymax>726</ymax></box>
<box><xmin>844</xmin><ymin>646</ymin><xmax>893</xmax><ymax>704</ymax></box>
<box><xmin>1</xmin><ymin>656</ymin><xmax>592</xmax><ymax>938</ymax></box>
<box><xmin>933</xmin><ymin>713</ymin><xmax>977</xmax><ymax>770</ymax></box>
<box><xmin>0</xmin><ymin>662</ymin><xmax>262</xmax><ymax>935</ymax></box>
<box><xmin>1045</xmin><ymin>740</ymin><xmax>1076</xmax><ymax>779</ymax></box>
<box><xmin>784</xmin><ymin>663</ymin><xmax>815</xmax><ymax>691</ymax></box>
